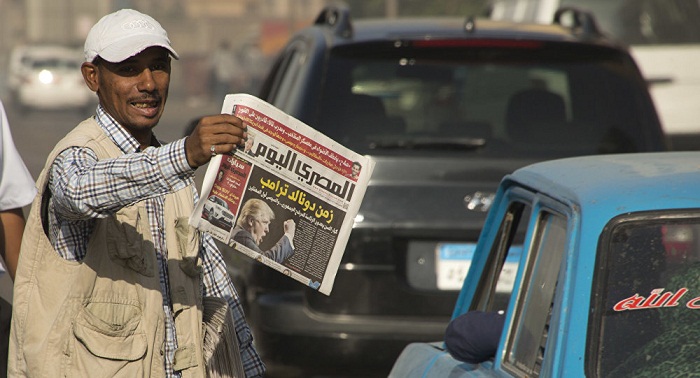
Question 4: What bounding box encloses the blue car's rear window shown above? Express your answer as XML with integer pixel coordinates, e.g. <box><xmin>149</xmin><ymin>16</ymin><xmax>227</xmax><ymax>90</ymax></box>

<box><xmin>593</xmin><ymin>213</ymin><xmax>700</xmax><ymax>376</ymax></box>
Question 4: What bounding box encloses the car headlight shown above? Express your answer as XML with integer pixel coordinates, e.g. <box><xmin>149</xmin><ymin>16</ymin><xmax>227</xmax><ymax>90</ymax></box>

<box><xmin>38</xmin><ymin>69</ymin><xmax>54</xmax><ymax>84</ymax></box>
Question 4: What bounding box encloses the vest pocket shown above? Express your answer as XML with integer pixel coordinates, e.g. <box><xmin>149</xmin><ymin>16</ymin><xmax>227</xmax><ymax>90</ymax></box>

<box><xmin>69</xmin><ymin>302</ymin><xmax>148</xmax><ymax>376</ymax></box>
<box><xmin>175</xmin><ymin>216</ymin><xmax>201</xmax><ymax>277</ymax></box>
<box><xmin>106</xmin><ymin>206</ymin><xmax>156</xmax><ymax>277</ymax></box>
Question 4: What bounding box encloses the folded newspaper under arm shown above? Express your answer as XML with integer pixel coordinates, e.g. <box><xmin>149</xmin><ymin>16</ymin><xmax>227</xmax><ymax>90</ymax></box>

<box><xmin>190</xmin><ymin>93</ymin><xmax>375</xmax><ymax>295</ymax></box>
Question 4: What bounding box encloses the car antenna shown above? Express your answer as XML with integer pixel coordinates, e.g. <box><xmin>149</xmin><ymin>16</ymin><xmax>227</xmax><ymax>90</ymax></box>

<box><xmin>314</xmin><ymin>2</ymin><xmax>353</xmax><ymax>38</ymax></box>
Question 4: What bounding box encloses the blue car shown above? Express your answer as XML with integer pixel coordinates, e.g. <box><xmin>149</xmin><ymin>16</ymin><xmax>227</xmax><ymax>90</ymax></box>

<box><xmin>390</xmin><ymin>152</ymin><xmax>700</xmax><ymax>377</ymax></box>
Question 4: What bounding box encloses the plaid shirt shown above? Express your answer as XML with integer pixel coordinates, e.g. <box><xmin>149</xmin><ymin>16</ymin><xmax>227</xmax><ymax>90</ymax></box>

<box><xmin>48</xmin><ymin>105</ymin><xmax>265</xmax><ymax>377</ymax></box>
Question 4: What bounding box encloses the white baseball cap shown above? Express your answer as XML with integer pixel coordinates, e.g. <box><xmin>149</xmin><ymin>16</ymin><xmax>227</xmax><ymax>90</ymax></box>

<box><xmin>84</xmin><ymin>9</ymin><xmax>179</xmax><ymax>63</ymax></box>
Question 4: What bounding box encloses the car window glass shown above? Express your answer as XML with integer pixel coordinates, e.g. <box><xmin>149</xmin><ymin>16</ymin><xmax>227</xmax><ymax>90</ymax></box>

<box><xmin>593</xmin><ymin>214</ymin><xmax>700</xmax><ymax>376</ymax></box>
<box><xmin>504</xmin><ymin>210</ymin><xmax>567</xmax><ymax>377</ymax></box>
<box><xmin>472</xmin><ymin>200</ymin><xmax>530</xmax><ymax>313</ymax></box>
<box><xmin>30</xmin><ymin>58</ymin><xmax>80</xmax><ymax>70</ymax></box>
<box><xmin>268</xmin><ymin>44</ymin><xmax>306</xmax><ymax>112</ymax></box>
<box><xmin>317</xmin><ymin>44</ymin><xmax>654</xmax><ymax>156</ymax></box>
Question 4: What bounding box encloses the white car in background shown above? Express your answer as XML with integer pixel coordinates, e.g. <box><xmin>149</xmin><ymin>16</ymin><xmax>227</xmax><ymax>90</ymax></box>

<box><xmin>487</xmin><ymin>0</ymin><xmax>700</xmax><ymax>141</ymax></box>
<box><xmin>8</xmin><ymin>45</ymin><xmax>96</xmax><ymax>113</ymax></box>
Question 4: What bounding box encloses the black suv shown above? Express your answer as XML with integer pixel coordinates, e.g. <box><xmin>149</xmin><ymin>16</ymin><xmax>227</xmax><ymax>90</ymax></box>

<box><xmin>230</xmin><ymin>4</ymin><xmax>668</xmax><ymax>375</ymax></box>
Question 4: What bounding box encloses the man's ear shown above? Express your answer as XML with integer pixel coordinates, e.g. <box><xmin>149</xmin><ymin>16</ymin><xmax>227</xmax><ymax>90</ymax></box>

<box><xmin>81</xmin><ymin>62</ymin><xmax>99</xmax><ymax>93</ymax></box>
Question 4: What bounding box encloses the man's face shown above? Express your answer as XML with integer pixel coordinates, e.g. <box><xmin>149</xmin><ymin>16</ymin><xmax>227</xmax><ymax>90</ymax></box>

<box><xmin>82</xmin><ymin>46</ymin><xmax>171</xmax><ymax>141</ymax></box>
<box><xmin>352</xmin><ymin>164</ymin><xmax>361</xmax><ymax>177</ymax></box>
<box><xmin>245</xmin><ymin>137</ymin><xmax>254</xmax><ymax>151</ymax></box>
<box><xmin>250</xmin><ymin>215</ymin><xmax>271</xmax><ymax>245</ymax></box>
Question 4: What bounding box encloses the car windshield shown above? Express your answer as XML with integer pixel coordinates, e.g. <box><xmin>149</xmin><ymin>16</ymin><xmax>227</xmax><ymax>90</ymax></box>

<box><xmin>29</xmin><ymin>57</ymin><xmax>81</xmax><ymax>70</ymax></box>
<box><xmin>315</xmin><ymin>41</ymin><xmax>659</xmax><ymax>156</ymax></box>
<box><xmin>594</xmin><ymin>214</ymin><xmax>700</xmax><ymax>376</ymax></box>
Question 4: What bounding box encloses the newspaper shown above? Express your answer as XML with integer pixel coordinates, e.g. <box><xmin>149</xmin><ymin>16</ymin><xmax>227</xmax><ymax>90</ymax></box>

<box><xmin>190</xmin><ymin>94</ymin><xmax>374</xmax><ymax>295</ymax></box>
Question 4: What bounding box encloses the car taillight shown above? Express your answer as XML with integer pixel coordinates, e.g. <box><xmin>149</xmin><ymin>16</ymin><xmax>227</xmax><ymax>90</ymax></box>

<box><xmin>412</xmin><ymin>39</ymin><xmax>543</xmax><ymax>49</ymax></box>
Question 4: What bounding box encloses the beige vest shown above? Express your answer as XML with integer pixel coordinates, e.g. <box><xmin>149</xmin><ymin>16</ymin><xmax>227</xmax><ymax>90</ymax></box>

<box><xmin>9</xmin><ymin>118</ymin><xmax>206</xmax><ymax>377</ymax></box>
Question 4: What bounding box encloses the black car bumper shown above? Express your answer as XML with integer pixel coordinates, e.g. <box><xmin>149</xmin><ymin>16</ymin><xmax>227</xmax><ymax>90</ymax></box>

<box><xmin>250</xmin><ymin>292</ymin><xmax>449</xmax><ymax>372</ymax></box>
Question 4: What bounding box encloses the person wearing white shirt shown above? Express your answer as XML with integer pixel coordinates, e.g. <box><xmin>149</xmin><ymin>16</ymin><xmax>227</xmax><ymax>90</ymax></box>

<box><xmin>0</xmin><ymin>99</ymin><xmax>37</xmax><ymax>378</ymax></box>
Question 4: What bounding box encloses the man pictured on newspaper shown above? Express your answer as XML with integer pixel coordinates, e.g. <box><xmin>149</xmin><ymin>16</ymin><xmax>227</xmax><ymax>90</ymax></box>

<box><xmin>243</xmin><ymin>131</ymin><xmax>256</xmax><ymax>155</ymax></box>
<box><xmin>229</xmin><ymin>198</ymin><xmax>296</xmax><ymax>263</ymax></box>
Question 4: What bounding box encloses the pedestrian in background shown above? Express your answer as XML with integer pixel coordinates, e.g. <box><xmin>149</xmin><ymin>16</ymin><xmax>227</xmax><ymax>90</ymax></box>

<box><xmin>0</xmin><ymin>99</ymin><xmax>37</xmax><ymax>378</ymax></box>
<box><xmin>8</xmin><ymin>9</ymin><xmax>264</xmax><ymax>377</ymax></box>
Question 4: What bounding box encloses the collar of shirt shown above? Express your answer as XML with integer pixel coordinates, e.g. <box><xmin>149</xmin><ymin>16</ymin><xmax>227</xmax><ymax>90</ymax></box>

<box><xmin>95</xmin><ymin>105</ymin><xmax>161</xmax><ymax>154</ymax></box>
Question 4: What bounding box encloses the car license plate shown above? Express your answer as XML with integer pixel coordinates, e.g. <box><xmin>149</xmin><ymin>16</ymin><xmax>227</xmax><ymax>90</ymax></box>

<box><xmin>436</xmin><ymin>243</ymin><xmax>522</xmax><ymax>291</ymax></box>
<box><xmin>435</xmin><ymin>243</ymin><xmax>476</xmax><ymax>290</ymax></box>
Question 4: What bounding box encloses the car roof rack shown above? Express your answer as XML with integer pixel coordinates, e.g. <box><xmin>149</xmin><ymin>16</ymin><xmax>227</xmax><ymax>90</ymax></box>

<box><xmin>464</xmin><ymin>16</ymin><xmax>476</xmax><ymax>34</ymax></box>
<box><xmin>553</xmin><ymin>7</ymin><xmax>602</xmax><ymax>39</ymax></box>
<box><xmin>314</xmin><ymin>2</ymin><xmax>353</xmax><ymax>38</ymax></box>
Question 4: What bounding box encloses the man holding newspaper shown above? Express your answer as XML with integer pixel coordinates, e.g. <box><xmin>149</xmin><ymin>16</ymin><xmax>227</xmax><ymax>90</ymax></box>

<box><xmin>9</xmin><ymin>9</ymin><xmax>264</xmax><ymax>378</ymax></box>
